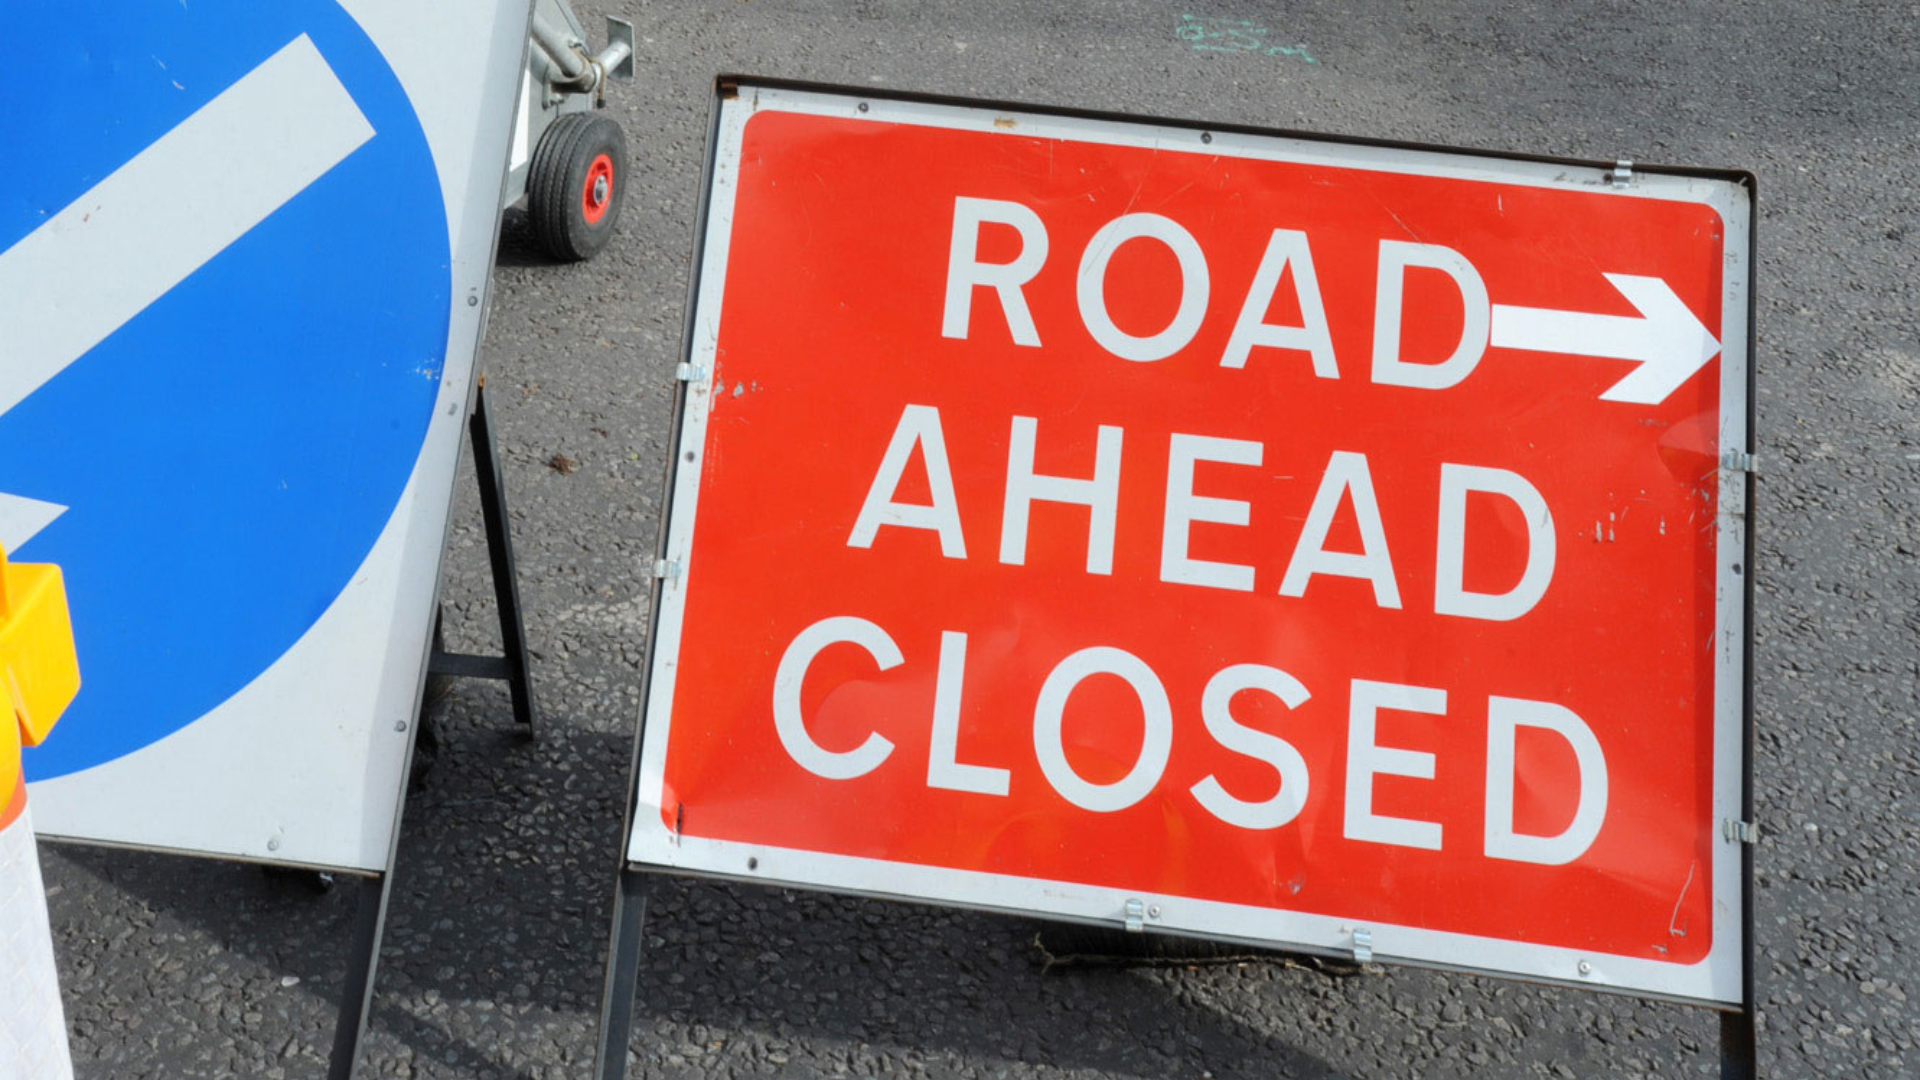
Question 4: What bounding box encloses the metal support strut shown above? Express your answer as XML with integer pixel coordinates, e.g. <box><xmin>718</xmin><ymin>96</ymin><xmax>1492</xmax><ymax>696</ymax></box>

<box><xmin>427</xmin><ymin>381</ymin><xmax>539</xmax><ymax>738</ymax></box>
<box><xmin>326</xmin><ymin>380</ymin><xmax>540</xmax><ymax>1078</ymax></box>
<box><xmin>593</xmin><ymin>868</ymin><xmax>653</xmax><ymax>1080</ymax></box>
<box><xmin>326</xmin><ymin>873</ymin><xmax>392</xmax><ymax>1080</ymax></box>
<box><xmin>529</xmin><ymin>10</ymin><xmax>634</xmax><ymax>97</ymax></box>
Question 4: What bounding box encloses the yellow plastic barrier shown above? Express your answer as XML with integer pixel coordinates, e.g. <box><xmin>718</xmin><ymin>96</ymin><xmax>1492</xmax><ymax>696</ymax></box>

<box><xmin>1</xmin><ymin>543</ymin><xmax>80</xmax><ymax>1080</ymax></box>
<box><xmin>1</xmin><ymin>546</ymin><xmax>80</xmax><ymax>825</ymax></box>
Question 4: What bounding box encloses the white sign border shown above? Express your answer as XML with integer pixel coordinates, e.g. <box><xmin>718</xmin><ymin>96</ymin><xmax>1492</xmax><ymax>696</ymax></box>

<box><xmin>627</xmin><ymin>83</ymin><xmax>1753</xmax><ymax>1008</ymax></box>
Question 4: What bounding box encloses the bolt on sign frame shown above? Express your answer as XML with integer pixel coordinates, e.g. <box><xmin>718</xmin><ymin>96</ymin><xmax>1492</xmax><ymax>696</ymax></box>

<box><xmin>599</xmin><ymin>76</ymin><xmax>1757</xmax><ymax>1079</ymax></box>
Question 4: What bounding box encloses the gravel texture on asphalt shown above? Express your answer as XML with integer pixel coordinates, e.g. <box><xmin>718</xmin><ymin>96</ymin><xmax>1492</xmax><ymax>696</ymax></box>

<box><xmin>45</xmin><ymin>2</ymin><xmax>1919</xmax><ymax>1078</ymax></box>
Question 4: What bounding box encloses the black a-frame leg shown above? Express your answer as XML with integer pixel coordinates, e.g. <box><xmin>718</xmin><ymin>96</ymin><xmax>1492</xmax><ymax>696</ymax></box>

<box><xmin>593</xmin><ymin>867</ymin><xmax>653</xmax><ymax>1080</ymax></box>
<box><xmin>326</xmin><ymin>872</ymin><xmax>392</xmax><ymax>1080</ymax></box>
<box><xmin>326</xmin><ymin>381</ymin><xmax>540</xmax><ymax>1078</ymax></box>
<box><xmin>428</xmin><ymin>381</ymin><xmax>538</xmax><ymax>738</ymax></box>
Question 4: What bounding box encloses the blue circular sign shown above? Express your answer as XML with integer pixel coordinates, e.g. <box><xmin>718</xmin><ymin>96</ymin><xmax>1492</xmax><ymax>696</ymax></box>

<box><xmin>2</xmin><ymin>2</ymin><xmax>450</xmax><ymax>779</ymax></box>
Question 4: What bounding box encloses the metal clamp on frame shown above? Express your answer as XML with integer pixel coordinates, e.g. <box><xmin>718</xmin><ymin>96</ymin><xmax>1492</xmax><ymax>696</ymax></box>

<box><xmin>529</xmin><ymin>10</ymin><xmax>635</xmax><ymax>101</ymax></box>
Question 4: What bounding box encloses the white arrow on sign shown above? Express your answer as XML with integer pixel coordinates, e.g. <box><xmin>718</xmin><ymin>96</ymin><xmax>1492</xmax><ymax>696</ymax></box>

<box><xmin>1489</xmin><ymin>274</ymin><xmax>1721</xmax><ymax>405</ymax></box>
<box><xmin>0</xmin><ymin>493</ymin><xmax>70</xmax><ymax>557</ymax></box>
<box><xmin>0</xmin><ymin>34</ymin><xmax>374</xmax><ymax>553</ymax></box>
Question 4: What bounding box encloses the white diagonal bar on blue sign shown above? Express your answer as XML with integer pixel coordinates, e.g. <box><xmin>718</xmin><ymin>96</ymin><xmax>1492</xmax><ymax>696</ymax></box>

<box><xmin>0</xmin><ymin>33</ymin><xmax>375</xmax><ymax>419</ymax></box>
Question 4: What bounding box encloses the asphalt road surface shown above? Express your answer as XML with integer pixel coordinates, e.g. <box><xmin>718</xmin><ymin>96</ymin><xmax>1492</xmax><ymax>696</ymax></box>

<box><xmin>44</xmin><ymin>2</ymin><xmax>1919</xmax><ymax>1078</ymax></box>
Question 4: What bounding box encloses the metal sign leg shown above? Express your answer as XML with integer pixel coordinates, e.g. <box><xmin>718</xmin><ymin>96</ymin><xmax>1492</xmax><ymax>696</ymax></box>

<box><xmin>469</xmin><ymin>383</ymin><xmax>538</xmax><ymax>737</ymax></box>
<box><xmin>327</xmin><ymin>871</ymin><xmax>393</xmax><ymax>1080</ymax></box>
<box><xmin>1720</xmin><ymin>1007</ymin><xmax>1757</xmax><ymax>1080</ymax></box>
<box><xmin>592</xmin><ymin>868</ymin><xmax>653</xmax><ymax>1080</ymax></box>
<box><xmin>326</xmin><ymin>383</ymin><xmax>530</xmax><ymax>1077</ymax></box>
<box><xmin>424</xmin><ymin>381</ymin><xmax>540</xmax><ymax>739</ymax></box>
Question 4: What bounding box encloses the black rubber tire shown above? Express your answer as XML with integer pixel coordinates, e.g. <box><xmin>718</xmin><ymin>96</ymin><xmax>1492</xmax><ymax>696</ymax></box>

<box><xmin>527</xmin><ymin>111</ymin><xmax>628</xmax><ymax>262</ymax></box>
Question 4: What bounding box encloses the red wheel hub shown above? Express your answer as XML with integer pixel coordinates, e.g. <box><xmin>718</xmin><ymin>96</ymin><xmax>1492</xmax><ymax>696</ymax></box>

<box><xmin>581</xmin><ymin>153</ymin><xmax>615</xmax><ymax>225</ymax></box>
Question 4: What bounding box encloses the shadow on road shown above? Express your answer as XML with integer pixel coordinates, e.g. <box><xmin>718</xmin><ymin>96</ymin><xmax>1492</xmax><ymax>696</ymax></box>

<box><xmin>51</xmin><ymin>681</ymin><xmax>1349</xmax><ymax>1080</ymax></box>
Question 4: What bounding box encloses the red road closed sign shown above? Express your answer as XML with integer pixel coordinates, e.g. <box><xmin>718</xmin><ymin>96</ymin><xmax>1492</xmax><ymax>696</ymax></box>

<box><xmin>627</xmin><ymin>82</ymin><xmax>1753</xmax><ymax>1005</ymax></box>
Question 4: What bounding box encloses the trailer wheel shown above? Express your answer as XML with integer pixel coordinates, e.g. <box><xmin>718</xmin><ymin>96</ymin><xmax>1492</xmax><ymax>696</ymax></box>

<box><xmin>528</xmin><ymin>112</ymin><xmax>627</xmax><ymax>261</ymax></box>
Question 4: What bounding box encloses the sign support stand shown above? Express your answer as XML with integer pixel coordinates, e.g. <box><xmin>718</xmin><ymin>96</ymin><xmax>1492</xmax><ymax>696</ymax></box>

<box><xmin>327</xmin><ymin>378</ymin><xmax>542</xmax><ymax>1080</ymax></box>
<box><xmin>425</xmin><ymin>381</ymin><xmax>539</xmax><ymax>739</ymax></box>
<box><xmin>326</xmin><ymin>872</ymin><xmax>393</xmax><ymax>1080</ymax></box>
<box><xmin>1721</xmin><ymin>1009</ymin><xmax>1756</xmax><ymax>1080</ymax></box>
<box><xmin>592</xmin><ymin>867</ymin><xmax>652</xmax><ymax>1080</ymax></box>
<box><xmin>1720</xmin><ymin>405</ymin><xmax>1761</xmax><ymax>1080</ymax></box>
<box><xmin>591</xmin><ymin>83</ymin><xmax>718</xmax><ymax>1080</ymax></box>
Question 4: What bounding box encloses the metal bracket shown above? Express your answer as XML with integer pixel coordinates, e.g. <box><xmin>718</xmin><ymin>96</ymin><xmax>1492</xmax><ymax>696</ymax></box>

<box><xmin>652</xmin><ymin>559</ymin><xmax>681</xmax><ymax>581</ymax></box>
<box><xmin>674</xmin><ymin>362</ymin><xmax>707</xmax><ymax>384</ymax></box>
<box><xmin>604</xmin><ymin>18</ymin><xmax>636</xmax><ymax>82</ymax></box>
<box><xmin>1608</xmin><ymin>158</ymin><xmax>1634</xmax><ymax>188</ymax></box>
<box><xmin>1723</xmin><ymin>819</ymin><xmax>1759</xmax><ymax>844</ymax></box>
<box><xmin>1351</xmin><ymin>928</ymin><xmax>1373</xmax><ymax>964</ymax></box>
<box><xmin>1722</xmin><ymin>449</ymin><xmax>1760</xmax><ymax>475</ymax></box>
<box><xmin>1122</xmin><ymin>898</ymin><xmax>1146</xmax><ymax>933</ymax></box>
